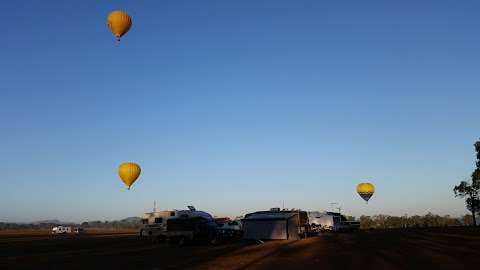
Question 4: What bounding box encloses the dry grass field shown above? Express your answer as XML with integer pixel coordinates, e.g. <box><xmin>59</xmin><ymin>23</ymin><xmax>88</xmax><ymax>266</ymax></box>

<box><xmin>1</xmin><ymin>227</ymin><xmax>479</xmax><ymax>269</ymax></box>
<box><xmin>0</xmin><ymin>228</ymin><xmax>137</xmax><ymax>240</ymax></box>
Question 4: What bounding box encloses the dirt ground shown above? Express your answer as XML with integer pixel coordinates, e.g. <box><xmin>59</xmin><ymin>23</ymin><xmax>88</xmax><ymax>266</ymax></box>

<box><xmin>0</xmin><ymin>228</ymin><xmax>136</xmax><ymax>237</ymax></box>
<box><xmin>1</xmin><ymin>227</ymin><xmax>479</xmax><ymax>270</ymax></box>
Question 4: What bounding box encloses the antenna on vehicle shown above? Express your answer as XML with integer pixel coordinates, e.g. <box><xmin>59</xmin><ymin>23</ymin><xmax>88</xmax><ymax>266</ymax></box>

<box><xmin>330</xmin><ymin>202</ymin><xmax>338</xmax><ymax>212</ymax></box>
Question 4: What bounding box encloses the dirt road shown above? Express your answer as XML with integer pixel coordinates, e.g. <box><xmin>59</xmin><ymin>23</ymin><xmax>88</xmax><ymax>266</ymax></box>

<box><xmin>1</xmin><ymin>228</ymin><xmax>479</xmax><ymax>269</ymax></box>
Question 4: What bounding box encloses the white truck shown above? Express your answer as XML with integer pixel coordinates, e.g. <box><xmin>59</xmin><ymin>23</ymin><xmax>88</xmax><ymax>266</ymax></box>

<box><xmin>308</xmin><ymin>211</ymin><xmax>360</xmax><ymax>232</ymax></box>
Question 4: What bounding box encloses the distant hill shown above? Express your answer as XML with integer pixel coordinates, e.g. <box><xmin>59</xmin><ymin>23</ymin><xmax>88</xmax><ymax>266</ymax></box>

<box><xmin>32</xmin><ymin>219</ymin><xmax>61</xmax><ymax>225</ymax></box>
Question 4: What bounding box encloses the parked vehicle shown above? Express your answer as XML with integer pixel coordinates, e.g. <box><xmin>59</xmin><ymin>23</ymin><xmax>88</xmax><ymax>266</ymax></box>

<box><xmin>242</xmin><ymin>208</ymin><xmax>310</xmax><ymax>240</ymax></box>
<box><xmin>51</xmin><ymin>226</ymin><xmax>72</xmax><ymax>234</ymax></box>
<box><xmin>345</xmin><ymin>220</ymin><xmax>360</xmax><ymax>230</ymax></box>
<box><xmin>216</xmin><ymin>218</ymin><xmax>243</xmax><ymax>240</ymax></box>
<box><xmin>165</xmin><ymin>215</ymin><xmax>218</xmax><ymax>245</ymax></box>
<box><xmin>74</xmin><ymin>227</ymin><xmax>85</xmax><ymax>234</ymax></box>
<box><xmin>308</xmin><ymin>211</ymin><xmax>359</xmax><ymax>232</ymax></box>
<box><xmin>140</xmin><ymin>206</ymin><xmax>218</xmax><ymax>245</ymax></box>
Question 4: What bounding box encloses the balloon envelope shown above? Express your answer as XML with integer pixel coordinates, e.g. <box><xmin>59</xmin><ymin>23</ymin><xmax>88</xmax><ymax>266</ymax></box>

<box><xmin>357</xmin><ymin>182</ymin><xmax>375</xmax><ymax>203</ymax></box>
<box><xmin>118</xmin><ymin>162</ymin><xmax>141</xmax><ymax>189</ymax></box>
<box><xmin>107</xmin><ymin>10</ymin><xmax>132</xmax><ymax>40</ymax></box>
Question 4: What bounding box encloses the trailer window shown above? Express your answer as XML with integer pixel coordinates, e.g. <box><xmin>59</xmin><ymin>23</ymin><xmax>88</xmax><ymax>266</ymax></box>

<box><xmin>170</xmin><ymin>212</ymin><xmax>175</xmax><ymax>217</ymax></box>
<box><xmin>154</xmin><ymin>218</ymin><xmax>163</xmax><ymax>224</ymax></box>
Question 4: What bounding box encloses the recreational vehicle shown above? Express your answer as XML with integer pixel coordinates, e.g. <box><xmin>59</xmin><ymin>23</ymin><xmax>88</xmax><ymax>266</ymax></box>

<box><xmin>51</xmin><ymin>226</ymin><xmax>72</xmax><ymax>234</ymax></box>
<box><xmin>140</xmin><ymin>206</ymin><xmax>218</xmax><ymax>245</ymax></box>
<box><xmin>242</xmin><ymin>208</ymin><xmax>310</xmax><ymax>240</ymax></box>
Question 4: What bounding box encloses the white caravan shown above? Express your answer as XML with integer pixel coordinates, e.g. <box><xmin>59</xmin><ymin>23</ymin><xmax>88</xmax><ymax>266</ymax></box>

<box><xmin>51</xmin><ymin>226</ymin><xmax>72</xmax><ymax>234</ymax></box>
<box><xmin>140</xmin><ymin>206</ymin><xmax>214</xmax><ymax>238</ymax></box>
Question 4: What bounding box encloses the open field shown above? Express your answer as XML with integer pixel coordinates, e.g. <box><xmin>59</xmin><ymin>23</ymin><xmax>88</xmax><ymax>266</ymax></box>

<box><xmin>0</xmin><ymin>229</ymin><xmax>138</xmax><ymax>242</ymax></box>
<box><xmin>0</xmin><ymin>228</ymin><xmax>137</xmax><ymax>237</ymax></box>
<box><xmin>1</xmin><ymin>227</ymin><xmax>479</xmax><ymax>269</ymax></box>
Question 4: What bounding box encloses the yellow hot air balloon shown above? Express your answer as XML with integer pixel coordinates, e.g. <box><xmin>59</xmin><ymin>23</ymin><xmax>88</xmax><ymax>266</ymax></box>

<box><xmin>118</xmin><ymin>162</ymin><xmax>141</xmax><ymax>190</ymax></box>
<box><xmin>357</xmin><ymin>182</ymin><xmax>375</xmax><ymax>203</ymax></box>
<box><xmin>107</xmin><ymin>10</ymin><xmax>132</xmax><ymax>41</ymax></box>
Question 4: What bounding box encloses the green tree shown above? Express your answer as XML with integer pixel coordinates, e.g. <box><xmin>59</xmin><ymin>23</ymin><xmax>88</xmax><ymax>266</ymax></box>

<box><xmin>374</xmin><ymin>215</ymin><xmax>389</xmax><ymax>229</ymax></box>
<box><xmin>408</xmin><ymin>215</ymin><xmax>422</xmax><ymax>228</ymax></box>
<box><xmin>359</xmin><ymin>216</ymin><xmax>374</xmax><ymax>229</ymax></box>
<box><xmin>454</xmin><ymin>139</ymin><xmax>480</xmax><ymax>226</ymax></box>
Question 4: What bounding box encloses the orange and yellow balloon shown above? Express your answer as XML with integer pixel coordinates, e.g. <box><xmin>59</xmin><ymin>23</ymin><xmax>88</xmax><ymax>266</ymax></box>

<box><xmin>118</xmin><ymin>162</ymin><xmax>141</xmax><ymax>190</ymax></box>
<box><xmin>107</xmin><ymin>10</ymin><xmax>132</xmax><ymax>41</ymax></box>
<box><xmin>357</xmin><ymin>182</ymin><xmax>375</xmax><ymax>203</ymax></box>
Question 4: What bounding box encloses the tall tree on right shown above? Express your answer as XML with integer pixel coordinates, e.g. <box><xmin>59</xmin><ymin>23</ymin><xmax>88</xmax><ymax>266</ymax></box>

<box><xmin>454</xmin><ymin>139</ymin><xmax>480</xmax><ymax>226</ymax></box>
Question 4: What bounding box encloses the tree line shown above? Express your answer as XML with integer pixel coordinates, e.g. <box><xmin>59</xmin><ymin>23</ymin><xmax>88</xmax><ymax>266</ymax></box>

<box><xmin>357</xmin><ymin>213</ymin><xmax>474</xmax><ymax>229</ymax></box>
<box><xmin>0</xmin><ymin>217</ymin><xmax>142</xmax><ymax>230</ymax></box>
<box><xmin>80</xmin><ymin>218</ymin><xmax>141</xmax><ymax>229</ymax></box>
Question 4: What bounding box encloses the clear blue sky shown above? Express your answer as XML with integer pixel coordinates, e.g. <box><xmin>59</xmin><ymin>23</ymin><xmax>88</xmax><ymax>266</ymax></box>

<box><xmin>1</xmin><ymin>1</ymin><xmax>479</xmax><ymax>222</ymax></box>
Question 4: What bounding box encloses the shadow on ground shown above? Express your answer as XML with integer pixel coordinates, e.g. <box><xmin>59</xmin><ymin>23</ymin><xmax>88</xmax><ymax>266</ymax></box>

<box><xmin>1</xmin><ymin>227</ymin><xmax>480</xmax><ymax>269</ymax></box>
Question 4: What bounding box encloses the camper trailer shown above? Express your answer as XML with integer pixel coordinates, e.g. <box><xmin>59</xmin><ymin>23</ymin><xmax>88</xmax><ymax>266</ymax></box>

<box><xmin>242</xmin><ymin>208</ymin><xmax>310</xmax><ymax>240</ymax></box>
<box><xmin>51</xmin><ymin>226</ymin><xmax>72</xmax><ymax>234</ymax></box>
<box><xmin>140</xmin><ymin>206</ymin><xmax>218</xmax><ymax>245</ymax></box>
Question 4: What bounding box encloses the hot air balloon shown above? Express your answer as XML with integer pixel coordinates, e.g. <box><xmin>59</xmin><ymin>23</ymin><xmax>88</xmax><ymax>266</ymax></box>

<box><xmin>118</xmin><ymin>162</ymin><xmax>141</xmax><ymax>190</ymax></box>
<box><xmin>357</xmin><ymin>182</ymin><xmax>375</xmax><ymax>203</ymax></box>
<box><xmin>107</xmin><ymin>10</ymin><xmax>132</xmax><ymax>41</ymax></box>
